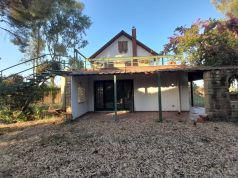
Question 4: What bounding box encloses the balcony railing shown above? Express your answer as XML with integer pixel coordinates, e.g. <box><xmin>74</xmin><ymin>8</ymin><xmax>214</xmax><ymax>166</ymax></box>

<box><xmin>88</xmin><ymin>55</ymin><xmax>184</xmax><ymax>69</ymax></box>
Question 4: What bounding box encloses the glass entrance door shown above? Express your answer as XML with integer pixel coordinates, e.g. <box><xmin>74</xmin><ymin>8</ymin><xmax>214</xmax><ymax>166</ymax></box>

<box><xmin>94</xmin><ymin>80</ymin><xmax>133</xmax><ymax>111</ymax></box>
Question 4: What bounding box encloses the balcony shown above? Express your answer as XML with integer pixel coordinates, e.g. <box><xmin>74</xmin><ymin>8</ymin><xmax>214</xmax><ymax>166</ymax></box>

<box><xmin>88</xmin><ymin>55</ymin><xmax>184</xmax><ymax>69</ymax></box>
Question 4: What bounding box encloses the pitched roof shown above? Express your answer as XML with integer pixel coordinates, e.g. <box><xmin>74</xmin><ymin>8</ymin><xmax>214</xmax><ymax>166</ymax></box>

<box><xmin>89</xmin><ymin>30</ymin><xmax>158</xmax><ymax>59</ymax></box>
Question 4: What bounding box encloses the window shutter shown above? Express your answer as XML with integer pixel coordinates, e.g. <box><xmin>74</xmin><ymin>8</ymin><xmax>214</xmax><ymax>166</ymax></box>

<box><xmin>118</xmin><ymin>41</ymin><xmax>122</xmax><ymax>53</ymax></box>
<box><xmin>118</xmin><ymin>41</ymin><xmax>128</xmax><ymax>53</ymax></box>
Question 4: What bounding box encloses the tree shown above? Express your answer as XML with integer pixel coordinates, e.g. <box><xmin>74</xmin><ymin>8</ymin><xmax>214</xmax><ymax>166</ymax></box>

<box><xmin>1</xmin><ymin>0</ymin><xmax>91</xmax><ymax>90</ymax></box>
<box><xmin>212</xmin><ymin>0</ymin><xmax>238</xmax><ymax>18</ymax></box>
<box><xmin>0</xmin><ymin>0</ymin><xmax>91</xmax><ymax>63</ymax></box>
<box><xmin>164</xmin><ymin>18</ymin><xmax>238</xmax><ymax>66</ymax></box>
<box><xmin>0</xmin><ymin>1</ymin><xmax>91</xmax><ymax>122</ymax></box>
<box><xmin>1</xmin><ymin>0</ymin><xmax>53</xmax><ymax>48</ymax></box>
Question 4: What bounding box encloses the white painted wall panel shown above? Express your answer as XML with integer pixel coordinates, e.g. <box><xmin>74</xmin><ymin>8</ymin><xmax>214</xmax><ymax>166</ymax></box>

<box><xmin>71</xmin><ymin>76</ymin><xmax>89</xmax><ymax>119</ymax></box>
<box><xmin>95</xmin><ymin>35</ymin><xmax>152</xmax><ymax>58</ymax></box>
<box><xmin>133</xmin><ymin>73</ymin><xmax>183</xmax><ymax>111</ymax></box>
<box><xmin>86</xmin><ymin>72</ymin><xmax>190</xmax><ymax>112</ymax></box>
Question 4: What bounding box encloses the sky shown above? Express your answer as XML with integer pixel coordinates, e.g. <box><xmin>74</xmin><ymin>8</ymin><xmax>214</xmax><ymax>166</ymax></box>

<box><xmin>0</xmin><ymin>0</ymin><xmax>224</xmax><ymax>73</ymax></box>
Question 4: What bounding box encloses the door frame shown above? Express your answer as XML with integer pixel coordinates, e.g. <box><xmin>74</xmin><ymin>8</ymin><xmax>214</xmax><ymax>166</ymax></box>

<box><xmin>94</xmin><ymin>79</ymin><xmax>134</xmax><ymax>111</ymax></box>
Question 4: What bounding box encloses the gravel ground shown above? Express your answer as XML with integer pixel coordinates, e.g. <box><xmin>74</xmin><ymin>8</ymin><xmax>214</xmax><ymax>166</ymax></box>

<box><xmin>0</xmin><ymin>112</ymin><xmax>238</xmax><ymax>177</ymax></box>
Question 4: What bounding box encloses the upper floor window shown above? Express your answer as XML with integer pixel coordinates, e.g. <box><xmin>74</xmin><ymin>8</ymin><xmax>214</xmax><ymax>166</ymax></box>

<box><xmin>118</xmin><ymin>41</ymin><xmax>128</xmax><ymax>53</ymax></box>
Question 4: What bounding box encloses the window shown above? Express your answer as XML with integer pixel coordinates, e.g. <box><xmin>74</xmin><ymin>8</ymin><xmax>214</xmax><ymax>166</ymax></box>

<box><xmin>118</xmin><ymin>41</ymin><xmax>128</xmax><ymax>53</ymax></box>
<box><xmin>78</xmin><ymin>84</ymin><xmax>86</xmax><ymax>103</ymax></box>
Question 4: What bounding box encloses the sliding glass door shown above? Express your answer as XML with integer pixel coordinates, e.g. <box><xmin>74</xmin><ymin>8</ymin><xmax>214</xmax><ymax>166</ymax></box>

<box><xmin>94</xmin><ymin>80</ymin><xmax>133</xmax><ymax>111</ymax></box>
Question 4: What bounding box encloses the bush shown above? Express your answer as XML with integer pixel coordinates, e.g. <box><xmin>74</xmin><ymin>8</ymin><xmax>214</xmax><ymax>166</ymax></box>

<box><xmin>0</xmin><ymin>107</ymin><xmax>28</xmax><ymax>123</ymax></box>
<box><xmin>0</xmin><ymin>74</ymin><xmax>51</xmax><ymax>123</ymax></box>
<box><xmin>0</xmin><ymin>105</ymin><xmax>47</xmax><ymax>124</ymax></box>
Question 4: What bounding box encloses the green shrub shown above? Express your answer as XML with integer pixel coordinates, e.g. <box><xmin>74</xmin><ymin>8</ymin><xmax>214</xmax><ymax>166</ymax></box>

<box><xmin>0</xmin><ymin>107</ymin><xmax>14</xmax><ymax>124</ymax></box>
<box><xmin>30</xmin><ymin>105</ymin><xmax>45</xmax><ymax>119</ymax></box>
<box><xmin>0</xmin><ymin>107</ymin><xmax>28</xmax><ymax>123</ymax></box>
<box><xmin>0</xmin><ymin>105</ymin><xmax>48</xmax><ymax>124</ymax></box>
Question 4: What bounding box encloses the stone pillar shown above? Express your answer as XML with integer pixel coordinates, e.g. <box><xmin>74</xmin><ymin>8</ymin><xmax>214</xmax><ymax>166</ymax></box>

<box><xmin>203</xmin><ymin>70</ymin><xmax>231</xmax><ymax>121</ymax></box>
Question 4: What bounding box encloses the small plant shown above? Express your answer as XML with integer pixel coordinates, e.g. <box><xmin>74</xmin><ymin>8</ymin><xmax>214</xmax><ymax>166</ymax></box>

<box><xmin>0</xmin><ymin>107</ymin><xmax>28</xmax><ymax>123</ymax></box>
<box><xmin>28</xmin><ymin>105</ymin><xmax>45</xmax><ymax>120</ymax></box>
<box><xmin>0</xmin><ymin>107</ymin><xmax>15</xmax><ymax>124</ymax></box>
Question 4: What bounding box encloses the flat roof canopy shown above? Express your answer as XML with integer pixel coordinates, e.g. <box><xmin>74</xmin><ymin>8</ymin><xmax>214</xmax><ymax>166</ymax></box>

<box><xmin>70</xmin><ymin>65</ymin><xmax>238</xmax><ymax>82</ymax></box>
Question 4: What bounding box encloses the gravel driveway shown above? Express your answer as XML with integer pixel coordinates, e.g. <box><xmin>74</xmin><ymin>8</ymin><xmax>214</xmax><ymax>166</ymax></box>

<box><xmin>0</xmin><ymin>112</ymin><xmax>238</xmax><ymax>177</ymax></box>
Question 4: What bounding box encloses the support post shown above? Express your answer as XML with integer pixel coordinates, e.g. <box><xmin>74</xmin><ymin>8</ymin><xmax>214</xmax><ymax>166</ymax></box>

<box><xmin>157</xmin><ymin>72</ymin><xmax>163</xmax><ymax>122</ymax></box>
<box><xmin>178</xmin><ymin>79</ymin><xmax>182</xmax><ymax>113</ymax></box>
<box><xmin>113</xmin><ymin>74</ymin><xmax>117</xmax><ymax>120</ymax></box>
<box><xmin>190</xmin><ymin>81</ymin><xmax>194</xmax><ymax>107</ymax></box>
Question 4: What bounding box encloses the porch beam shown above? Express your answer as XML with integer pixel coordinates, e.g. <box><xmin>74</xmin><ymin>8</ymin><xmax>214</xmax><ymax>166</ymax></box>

<box><xmin>190</xmin><ymin>81</ymin><xmax>194</xmax><ymax>107</ymax></box>
<box><xmin>157</xmin><ymin>72</ymin><xmax>163</xmax><ymax>122</ymax></box>
<box><xmin>113</xmin><ymin>74</ymin><xmax>117</xmax><ymax>120</ymax></box>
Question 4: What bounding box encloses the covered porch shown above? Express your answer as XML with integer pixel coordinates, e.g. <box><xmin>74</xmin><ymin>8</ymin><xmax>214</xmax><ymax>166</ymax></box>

<box><xmin>69</xmin><ymin>65</ymin><xmax>205</xmax><ymax>120</ymax></box>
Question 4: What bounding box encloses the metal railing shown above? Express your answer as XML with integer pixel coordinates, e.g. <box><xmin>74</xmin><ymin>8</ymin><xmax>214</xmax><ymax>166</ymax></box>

<box><xmin>0</xmin><ymin>50</ymin><xmax>88</xmax><ymax>79</ymax></box>
<box><xmin>0</xmin><ymin>54</ymin><xmax>185</xmax><ymax>78</ymax></box>
<box><xmin>88</xmin><ymin>55</ymin><xmax>184</xmax><ymax>69</ymax></box>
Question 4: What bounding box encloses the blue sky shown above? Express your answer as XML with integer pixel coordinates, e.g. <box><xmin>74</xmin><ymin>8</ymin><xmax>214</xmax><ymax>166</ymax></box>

<box><xmin>0</xmin><ymin>0</ymin><xmax>224</xmax><ymax>71</ymax></box>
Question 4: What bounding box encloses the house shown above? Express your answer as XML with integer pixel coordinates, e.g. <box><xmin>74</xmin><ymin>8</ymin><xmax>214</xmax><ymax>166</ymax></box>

<box><xmin>69</xmin><ymin>27</ymin><xmax>196</xmax><ymax>119</ymax></box>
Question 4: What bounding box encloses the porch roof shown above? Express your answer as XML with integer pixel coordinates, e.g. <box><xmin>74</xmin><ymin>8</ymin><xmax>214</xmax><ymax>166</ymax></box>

<box><xmin>70</xmin><ymin>65</ymin><xmax>238</xmax><ymax>76</ymax></box>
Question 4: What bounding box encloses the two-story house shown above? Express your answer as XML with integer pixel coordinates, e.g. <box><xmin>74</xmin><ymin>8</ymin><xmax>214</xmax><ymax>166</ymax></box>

<box><xmin>69</xmin><ymin>27</ymin><xmax>194</xmax><ymax>119</ymax></box>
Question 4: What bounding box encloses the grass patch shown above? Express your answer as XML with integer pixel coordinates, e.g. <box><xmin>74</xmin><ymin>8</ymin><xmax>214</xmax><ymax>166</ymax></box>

<box><xmin>194</xmin><ymin>93</ymin><xmax>205</xmax><ymax>107</ymax></box>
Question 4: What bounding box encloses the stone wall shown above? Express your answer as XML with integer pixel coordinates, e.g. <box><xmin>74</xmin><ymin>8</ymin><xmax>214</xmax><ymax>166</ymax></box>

<box><xmin>203</xmin><ymin>69</ymin><xmax>238</xmax><ymax>121</ymax></box>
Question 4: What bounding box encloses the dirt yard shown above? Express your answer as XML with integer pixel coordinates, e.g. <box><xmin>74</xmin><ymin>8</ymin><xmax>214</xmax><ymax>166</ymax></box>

<box><xmin>0</xmin><ymin>112</ymin><xmax>238</xmax><ymax>177</ymax></box>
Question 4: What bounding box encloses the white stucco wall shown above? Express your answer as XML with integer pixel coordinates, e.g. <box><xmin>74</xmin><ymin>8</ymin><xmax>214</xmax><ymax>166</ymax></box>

<box><xmin>86</xmin><ymin>72</ymin><xmax>190</xmax><ymax>113</ymax></box>
<box><xmin>95</xmin><ymin>35</ymin><xmax>152</xmax><ymax>58</ymax></box>
<box><xmin>71</xmin><ymin>72</ymin><xmax>190</xmax><ymax>118</ymax></box>
<box><xmin>133</xmin><ymin>73</ymin><xmax>190</xmax><ymax>111</ymax></box>
<box><xmin>71</xmin><ymin>76</ymin><xmax>89</xmax><ymax>119</ymax></box>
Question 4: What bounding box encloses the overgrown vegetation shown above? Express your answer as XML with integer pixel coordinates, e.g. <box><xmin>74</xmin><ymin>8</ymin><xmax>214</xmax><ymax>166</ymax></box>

<box><xmin>163</xmin><ymin>1</ymin><xmax>238</xmax><ymax>66</ymax></box>
<box><xmin>0</xmin><ymin>73</ymin><xmax>48</xmax><ymax>123</ymax></box>
<box><xmin>163</xmin><ymin>18</ymin><xmax>238</xmax><ymax>66</ymax></box>
<box><xmin>0</xmin><ymin>0</ymin><xmax>91</xmax><ymax>123</ymax></box>
<box><xmin>0</xmin><ymin>60</ymin><xmax>64</xmax><ymax>123</ymax></box>
<box><xmin>212</xmin><ymin>0</ymin><xmax>238</xmax><ymax>18</ymax></box>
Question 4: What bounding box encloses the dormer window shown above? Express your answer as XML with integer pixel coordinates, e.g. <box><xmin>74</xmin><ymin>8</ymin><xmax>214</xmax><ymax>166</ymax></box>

<box><xmin>118</xmin><ymin>41</ymin><xmax>128</xmax><ymax>53</ymax></box>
